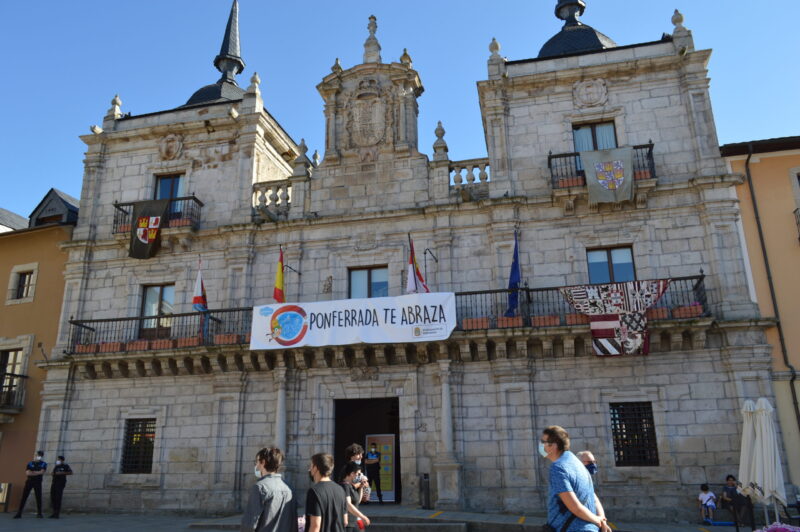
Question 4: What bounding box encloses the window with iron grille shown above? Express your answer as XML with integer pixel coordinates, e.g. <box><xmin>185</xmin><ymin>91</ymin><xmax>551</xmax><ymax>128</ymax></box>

<box><xmin>121</xmin><ymin>418</ymin><xmax>156</xmax><ymax>474</ymax></box>
<box><xmin>609</xmin><ymin>402</ymin><xmax>659</xmax><ymax>466</ymax></box>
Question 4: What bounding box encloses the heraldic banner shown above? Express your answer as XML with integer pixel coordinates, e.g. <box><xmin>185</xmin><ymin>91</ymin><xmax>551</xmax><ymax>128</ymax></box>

<box><xmin>559</xmin><ymin>280</ymin><xmax>670</xmax><ymax>356</ymax></box>
<box><xmin>128</xmin><ymin>199</ymin><xmax>170</xmax><ymax>259</ymax></box>
<box><xmin>580</xmin><ymin>146</ymin><xmax>634</xmax><ymax>207</ymax></box>
<box><xmin>251</xmin><ymin>292</ymin><xmax>456</xmax><ymax>350</ymax></box>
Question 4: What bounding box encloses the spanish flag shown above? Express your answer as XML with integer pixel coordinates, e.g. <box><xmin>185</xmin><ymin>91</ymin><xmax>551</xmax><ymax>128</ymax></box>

<box><xmin>273</xmin><ymin>247</ymin><xmax>285</xmax><ymax>303</ymax></box>
<box><xmin>406</xmin><ymin>235</ymin><xmax>429</xmax><ymax>294</ymax></box>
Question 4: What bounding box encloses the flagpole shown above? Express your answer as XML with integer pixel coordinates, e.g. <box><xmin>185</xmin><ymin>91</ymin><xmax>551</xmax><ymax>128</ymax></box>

<box><xmin>408</xmin><ymin>233</ymin><xmax>417</xmax><ymax>292</ymax></box>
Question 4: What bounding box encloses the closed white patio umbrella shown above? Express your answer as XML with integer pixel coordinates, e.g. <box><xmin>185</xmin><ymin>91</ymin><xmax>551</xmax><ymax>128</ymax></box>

<box><xmin>739</xmin><ymin>397</ymin><xmax>787</xmax><ymax>524</ymax></box>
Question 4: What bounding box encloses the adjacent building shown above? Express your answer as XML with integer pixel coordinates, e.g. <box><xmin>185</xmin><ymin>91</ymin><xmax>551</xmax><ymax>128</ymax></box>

<box><xmin>0</xmin><ymin>189</ymin><xmax>77</xmax><ymax>509</ymax></box>
<box><xmin>36</xmin><ymin>0</ymin><xmax>792</xmax><ymax>522</ymax></box>
<box><xmin>722</xmin><ymin>136</ymin><xmax>800</xmax><ymax>493</ymax></box>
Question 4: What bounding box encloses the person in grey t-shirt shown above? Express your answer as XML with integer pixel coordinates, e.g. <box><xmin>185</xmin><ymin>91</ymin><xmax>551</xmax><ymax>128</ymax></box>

<box><xmin>241</xmin><ymin>447</ymin><xmax>297</xmax><ymax>532</ymax></box>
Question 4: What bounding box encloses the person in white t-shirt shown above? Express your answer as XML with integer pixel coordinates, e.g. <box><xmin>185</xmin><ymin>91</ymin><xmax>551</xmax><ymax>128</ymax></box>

<box><xmin>698</xmin><ymin>483</ymin><xmax>717</xmax><ymax>522</ymax></box>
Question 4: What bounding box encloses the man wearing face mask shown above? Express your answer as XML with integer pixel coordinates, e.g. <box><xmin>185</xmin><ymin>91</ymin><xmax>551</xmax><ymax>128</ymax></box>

<box><xmin>364</xmin><ymin>443</ymin><xmax>382</xmax><ymax>504</ymax></box>
<box><xmin>306</xmin><ymin>453</ymin><xmax>347</xmax><ymax>532</ymax></box>
<box><xmin>49</xmin><ymin>455</ymin><xmax>73</xmax><ymax>518</ymax></box>
<box><xmin>241</xmin><ymin>447</ymin><xmax>296</xmax><ymax>532</ymax></box>
<box><xmin>13</xmin><ymin>450</ymin><xmax>47</xmax><ymax>519</ymax></box>
<box><xmin>540</xmin><ymin>427</ymin><xmax>610</xmax><ymax>532</ymax></box>
<box><xmin>576</xmin><ymin>451</ymin><xmax>598</xmax><ymax>477</ymax></box>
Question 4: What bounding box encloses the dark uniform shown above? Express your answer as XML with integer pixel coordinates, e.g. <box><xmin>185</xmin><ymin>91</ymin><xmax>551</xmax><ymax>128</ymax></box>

<box><xmin>365</xmin><ymin>448</ymin><xmax>382</xmax><ymax>503</ymax></box>
<box><xmin>50</xmin><ymin>461</ymin><xmax>72</xmax><ymax>518</ymax></box>
<box><xmin>14</xmin><ymin>458</ymin><xmax>47</xmax><ymax>518</ymax></box>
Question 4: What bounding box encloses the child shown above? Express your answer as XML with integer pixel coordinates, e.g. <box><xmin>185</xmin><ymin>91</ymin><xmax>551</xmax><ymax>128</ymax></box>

<box><xmin>698</xmin><ymin>483</ymin><xmax>717</xmax><ymax>522</ymax></box>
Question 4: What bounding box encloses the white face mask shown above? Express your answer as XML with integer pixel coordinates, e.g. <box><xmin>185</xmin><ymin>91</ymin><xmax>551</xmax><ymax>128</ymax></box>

<box><xmin>538</xmin><ymin>442</ymin><xmax>548</xmax><ymax>458</ymax></box>
<box><xmin>34</xmin><ymin>455</ymin><xmax>42</xmax><ymax>461</ymax></box>
<box><xmin>354</xmin><ymin>460</ymin><xmax>362</xmax><ymax>465</ymax></box>
<box><xmin>254</xmin><ymin>465</ymin><xmax>262</xmax><ymax>478</ymax></box>
<box><xmin>56</xmin><ymin>460</ymin><xmax>63</xmax><ymax>465</ymax></box>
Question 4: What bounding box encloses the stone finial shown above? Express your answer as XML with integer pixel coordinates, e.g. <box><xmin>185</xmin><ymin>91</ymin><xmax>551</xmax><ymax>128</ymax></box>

<box><xmin>489</xmin><ymin>37</ymin><xmax>501</xmax><ymax>57</ymax></box>
<box><xmin>671</xmin><ymin>9</ymin><xmax>685</xmax><ymax>31</ymax></box>
<box><xmin>312</xmin><ymin>150</ymin><xmax>320</xmax><ymax>167</ymax></box>
<box><xmin>363</xmin><ymin>15</ymin><xmax>382</xmax><ymax>63</ymax></box>
<box><xmin>331</xmin><ymin>58</ymin><xmax>343</xmax><ymax>74</ymax></box>
<box><xmin>90</xmin><ymin>125</ymin><xmax>103</xmax><ymax>135</ymax></box>
<box><xmin>433</xmin><ymin>121</ymin><xmax>448</xmax><ymax>161</ymax></box>
<box><xmin>106</xmin><ymin>94</ymin><xmax>122</xmax><ymax>119</ymax></box>
<box><xmin>247</xmin><ymin>72</ymin><xmax>261</xmax><ymax>94</ymax></box>
<box><xmin>292</xmin><ymin>138</ymin><xmax>313</xmax><ymax>177</ymax></box>
<box><xmin>400</xmin><ymin>48</ymin><xmax>412</xmax><ymax>67</ymax></box>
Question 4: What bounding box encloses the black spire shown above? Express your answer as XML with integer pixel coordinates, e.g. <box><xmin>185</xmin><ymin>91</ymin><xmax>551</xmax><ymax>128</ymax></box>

<box><xmin>214</xmin><ymin>0</ymin><xmax>245</xmax><ymax>84</ymax></box>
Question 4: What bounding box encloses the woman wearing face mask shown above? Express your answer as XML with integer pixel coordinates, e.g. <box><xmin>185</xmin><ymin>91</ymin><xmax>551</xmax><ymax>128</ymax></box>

<box><xmin>241</xmin><ymin>447</ymin><xmax>297</xmax><ymax>532</ymax></box>
<box><xmin>339</xmin><ymin>444</ymin><xmax>370</xmax><ymax>503</ymax></box>
<box><xmin>576</xmin><ymin>451</ymin><xmax>598</xmax><ymax>477</ymax></box>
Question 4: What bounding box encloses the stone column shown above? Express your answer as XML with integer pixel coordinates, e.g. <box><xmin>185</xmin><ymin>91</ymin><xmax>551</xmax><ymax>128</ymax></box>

<box><xmin>274</xmin><ymin>368</ymin><xmax>287</xmax><ymax>450</ymax></box>
<box><xmin>434</xmin><ymin>360</ymin><xmax>462</xmax><ymax>509</ymax></box>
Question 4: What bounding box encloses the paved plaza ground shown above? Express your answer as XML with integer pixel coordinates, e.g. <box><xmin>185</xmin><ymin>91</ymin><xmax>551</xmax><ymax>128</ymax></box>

<box><xmin>0</xmin><ymin>505</ymin><xmax>749</xmax><ymax>532</ymax></box>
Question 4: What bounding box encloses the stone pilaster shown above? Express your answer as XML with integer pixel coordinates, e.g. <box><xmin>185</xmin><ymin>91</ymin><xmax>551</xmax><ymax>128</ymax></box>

<box><xmin>434</xmin><ymin>360</ymin><xmax>462</xmax><ymax>509</ymax></box>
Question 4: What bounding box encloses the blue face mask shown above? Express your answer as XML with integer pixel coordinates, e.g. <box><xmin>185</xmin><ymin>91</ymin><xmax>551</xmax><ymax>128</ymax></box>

<box><xmin>586</xmin><ymin>463</ymin><xmax>598</xmax><ymax>475</ymax></box>
<box><xmin>538</xmin><ymin>442</ymin><xmax>548</xmax><ymax>458</ymax></box>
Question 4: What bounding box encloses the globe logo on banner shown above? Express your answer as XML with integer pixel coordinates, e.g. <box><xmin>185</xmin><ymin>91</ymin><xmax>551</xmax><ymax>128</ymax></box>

<box><xmin>136</xmin><ymin>216</ymin><xmax>162</xmax><ymax>244</ymax></box>
<box><xmin>594</xmin><ymin>160</ymin><xmax>625</xmax><ymax>190</ymax></box>
<box><xmin>260</xmin><ymin>305</ymin><xmax>308</xmax><ymax>346</ymax></box>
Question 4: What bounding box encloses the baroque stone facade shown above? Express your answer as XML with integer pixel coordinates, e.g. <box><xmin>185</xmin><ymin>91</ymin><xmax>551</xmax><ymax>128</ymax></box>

<box><xmin>38</xmin><ymin>2</ymin><xmax>791</xmax><ymax>523</ymax></box>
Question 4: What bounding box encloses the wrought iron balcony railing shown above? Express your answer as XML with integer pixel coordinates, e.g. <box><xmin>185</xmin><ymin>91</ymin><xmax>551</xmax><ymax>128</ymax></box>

<box><xmin>456</xmin><ymin>275</ymin><xmax>708</xmax><ymax>330</ymax></box>
<box><xmin>112</xmin><ymin>196</ymin><xmax>204</xmax><ymax>234</ymax></box>
<box><xmin>0</xmin><ymin>373</ymin><xmax>28</xmax><ymax>410</ymax></box>
<box><xmin>548</xmin><ymin>143</ymin><xmax>656</xmax><ymax>190</ymax></box>
<box><xmin>66</xmin><ymin>276</ymin><xmax>709</xmax><ymax>354</ymax></box>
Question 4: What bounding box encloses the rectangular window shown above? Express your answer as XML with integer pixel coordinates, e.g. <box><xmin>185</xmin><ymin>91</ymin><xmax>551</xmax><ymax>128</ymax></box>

<box><xmin>0</xmin><ymin>349</ymin><xmax>24</xmax><ymax>408</ymax></box>
<box><xmin>587</xmin><ymin>247</ymin><xmax>635</xmax><ymax>284</ymax></box>
<box><xmin>155</xmin><ymin>174</ymin><xmax>185</xmax><ymax>220</ymax></box>
<box><xmin>140</xmin><ymin>284</ymin><xmax>175</xmax><ymax>338</ymax></box>
<box><xmin>349</xmin><ymin>267</ymin><xmax>388</xmax><ymax>299</ymax></box>
<box><xmin>121</xmin><ymin>418</ymin><xmax>156</xmax><ymax>474</ymax></box>
<box><xmin>14</xmin><ymin>272</ymin><xmax>34</xmax><ymax>299</ymax></box>
<box><xmin>609</xmin><ymin>402</ymin><xmax>659</xmax><ymax>466</ymax></box>
<box><xmin>573</xmin><ymin>122</ymin><xmax>618</xmax><ymax>152</ymax></box>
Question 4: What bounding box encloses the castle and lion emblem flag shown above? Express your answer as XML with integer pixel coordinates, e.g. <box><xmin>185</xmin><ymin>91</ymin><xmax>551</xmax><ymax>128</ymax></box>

<box><xmin>580</xmin><ymin>146</ymin><xmax>634</xmax><ymax>207</ymax></box>
<box><xmin>128</xmin><ymin>199</ymin><xmax>170</xmax><ymax>259</ymax></box>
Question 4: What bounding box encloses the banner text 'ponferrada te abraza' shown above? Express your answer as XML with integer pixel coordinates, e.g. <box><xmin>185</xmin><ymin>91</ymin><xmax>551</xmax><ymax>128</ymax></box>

<box><xmin>250</xmin><ymin>292</ymin><xmax>456</xmax><ymax>350</ymax></box>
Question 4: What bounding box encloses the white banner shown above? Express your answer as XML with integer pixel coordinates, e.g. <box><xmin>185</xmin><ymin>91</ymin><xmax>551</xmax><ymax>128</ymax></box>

<box><xmin>250</xmin><ymin>292</ymin><xmax>456</xmax><ymax>350</ymax></box>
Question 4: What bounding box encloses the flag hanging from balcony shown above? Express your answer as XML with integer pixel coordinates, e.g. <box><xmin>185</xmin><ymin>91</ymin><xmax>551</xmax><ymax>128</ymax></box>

<box><xmin>273</xmin><ymin>247</ymin><xmax>285</xmax><ymax>303</ymax></box>
<box><xmin>504</xmin><ymin>231</ymin><xmax>521</xmax><ymax>317</ymax></box>
<box><xmin>406</xmin><ymin>235</ymin><xmax>429</xmax><ymax>294</ymax></box>
<box><xmin>128</xmin><ymin>199</ymin><xmax>170</xmax><ymax>259</ymax></box>
<box><xmin>560</xmin><ymin>280</ymin><xmax>670</xmax><ymax>356</ymax></box>
<box><xmin>193</xmin><ymin>267</ymin><xmax>208</xmax><ymax>312</ymax></box>
<box><xmin>580</xmin><ymin>146</ymin><xmax>634</xmax><ymax>207</ymax></box>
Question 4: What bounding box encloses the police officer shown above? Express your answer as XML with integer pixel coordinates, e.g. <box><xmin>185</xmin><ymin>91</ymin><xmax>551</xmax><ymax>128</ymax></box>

<box><xmin>13</xmin><ymin>450</ymin><xmax>47</xmax><ymax>518</ymax></box>
<box><xmin>49</xmin><ymin>455</ymin><xmax>72</xmax><ymax>518</ymax></box>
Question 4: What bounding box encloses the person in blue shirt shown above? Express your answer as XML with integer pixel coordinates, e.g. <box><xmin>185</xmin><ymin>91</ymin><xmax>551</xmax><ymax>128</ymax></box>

<box><xmin>13</xmin><ymin>450</ymin><xmax>47</xmax><ymax>519</ymax></box>
<box><xmin>540</xmin><ymin>426</ymin><xmax>610</xmax><ymax>532</ymax></box>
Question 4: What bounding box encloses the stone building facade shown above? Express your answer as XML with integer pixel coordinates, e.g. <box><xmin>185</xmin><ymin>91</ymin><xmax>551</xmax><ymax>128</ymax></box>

<box><xmin>38</xmin><ymin>0</ymin><xmax>791</xmax><ymax>522</ymax></box>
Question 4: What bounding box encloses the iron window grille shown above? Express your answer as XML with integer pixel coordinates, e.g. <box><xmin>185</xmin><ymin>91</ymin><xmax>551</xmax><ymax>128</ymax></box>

<box><xmin>121</xmin><ymin>418</ymin><xmax>156</xmax><ymax>474</ymax></box>
<box><xmin>609</xmin><ymin>402</ymin><xmax>659</xmax><ymax>467</ymax></box>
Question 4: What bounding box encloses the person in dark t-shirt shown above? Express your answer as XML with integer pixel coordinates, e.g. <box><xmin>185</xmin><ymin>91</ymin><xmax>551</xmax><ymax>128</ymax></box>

<box><xmin>338</xmin><ymin>462</ymin><xmax>370</xmax><ymax>530</ymax></box>
<box><xmin>49</xmin><ymin>455</ymin><xmax>73</xmax><ymax>518</ymax></box>
<box><xmin>305</xmin><ymin>453</ymin><xmax>347</xmax><ymax>532</ymax></box>
<box><xmin>14</xmin><ymin>450</ymin><xmax>47</xmax><ymax>519</ymax></box>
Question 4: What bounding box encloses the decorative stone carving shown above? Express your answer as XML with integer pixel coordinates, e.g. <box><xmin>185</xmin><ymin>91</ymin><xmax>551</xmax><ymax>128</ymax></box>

<box><xmin>573</xmin><ymin>79</ymin><xmax>608</xmax><ymax>108</ymax></box>
<box><xmin>350</xmin><ymin>366</ymin><xmax>378</xmax><ymax>381</ymax></box>
<box><xmin>345</xmin><ymin>79</ymin><xmax>392</xmax><ymax>148</ymax></box>
<box><xmin>159</xmin><ymin>134</ymin><xmax>183</xmax><ymax>161</ymax></box>
<box><xmin>322</xmin><ymin>275</ymin><xmax>333</xmax><ymax>294</ymax></box>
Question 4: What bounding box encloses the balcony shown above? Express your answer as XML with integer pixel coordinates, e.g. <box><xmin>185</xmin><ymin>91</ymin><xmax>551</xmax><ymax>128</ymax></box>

<box><xmin>66</xmin><ymin>276</ymin><xmax>709</xmax><ymax>355</ymax></box>
<box><xmin>456</xmin><ymin>275</ymin><xmax>708</xmax><ymax>331</ymax></box>
<box><xmin>548</xmin><ymin>144</ymin><xmax>655</xmax><ymax>190</ymax></box>
<box><xmin>0</xmin><ymin>373</ymin><xmax>28</xmax><ymax>411</ymax></box>
<box><xmin>112</xmin><ymin>196</ymin><xmax>204</xmax><ymax>234</ymax></box>
<box><xmin>68</xmin><ymin>307</ymin><xmax>252</xmax><ymax>354</ymax></box>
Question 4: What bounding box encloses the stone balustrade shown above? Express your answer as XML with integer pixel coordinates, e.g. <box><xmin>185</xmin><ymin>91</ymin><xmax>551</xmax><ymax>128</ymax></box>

<box><xmin>252</xmin><ymin>179</ymin><xmax>292</xmax><ymax>222</ymax></box>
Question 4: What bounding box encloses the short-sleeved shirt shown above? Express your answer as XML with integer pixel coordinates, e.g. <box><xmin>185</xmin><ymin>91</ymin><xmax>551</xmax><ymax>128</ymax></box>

<box><xmin>547</xmin><ymin>451</ymin><xmax>598</xmax><ymax>532</ymax></box>
<box><xmin>26</xmin><ymin>460</ymin><xmax>47</xmax><ymax>483</ymax></box>
<box><xmin>699</xmin><ymin>492</ymin><xmax>716</xmax><ymax>506</ymax></box>
<box><xmin>52</xmin><ymin>463</ymin><xmax>73</xmax><ymax>485</ymax></box>
<box><xmin>339</xmin><ymin>482</ymin><xmax>361</xmax><ymax>530</ymax></box>
<box><xmin>365</xmin><ymin>451</ymin><xmax>381</xmax><ymax>470</ymax></box>
<box><xmin>305</xmin><ymin>480</ymin><xmax>347</xmax><ymax>532</ymax></box>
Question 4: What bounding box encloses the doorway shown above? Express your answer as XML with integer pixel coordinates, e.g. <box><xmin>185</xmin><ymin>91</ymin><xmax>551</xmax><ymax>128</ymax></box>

<box><xmin>334</xmin><ymin>397</ymin><xmax>400</xmax><ymax>503</ymax></box>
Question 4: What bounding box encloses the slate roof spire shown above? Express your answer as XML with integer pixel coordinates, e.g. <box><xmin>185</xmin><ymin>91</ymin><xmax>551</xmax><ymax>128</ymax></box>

<box><xmin>214</xmin><ymin>0</ymin><xmax>245</xmax><ymax>84</ymax></box>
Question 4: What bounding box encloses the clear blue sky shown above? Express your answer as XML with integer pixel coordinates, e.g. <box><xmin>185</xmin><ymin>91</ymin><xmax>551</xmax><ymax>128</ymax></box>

<box><xmin>1</xmin><ymin>1</ymin><xmax>797</xmax><ymax>217</ymax></box>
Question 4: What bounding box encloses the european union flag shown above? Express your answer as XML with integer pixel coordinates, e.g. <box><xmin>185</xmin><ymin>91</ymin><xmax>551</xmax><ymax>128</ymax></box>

<box><xmin>504</xmin><ymin>231</ymin><xmax>521</xmax><ymax>317</ymax></box>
